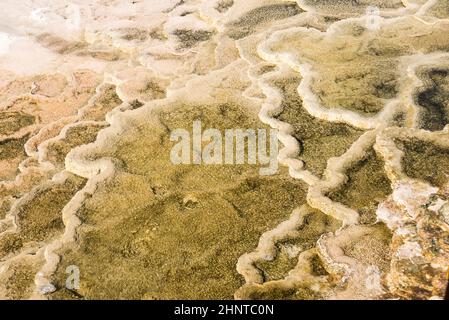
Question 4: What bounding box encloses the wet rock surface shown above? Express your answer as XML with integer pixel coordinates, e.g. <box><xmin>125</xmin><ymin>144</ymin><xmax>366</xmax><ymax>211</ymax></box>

<box><xmin>0</xmin><ymin>0</ymin><xmax>448</xmax><ymax>300</ymax></box>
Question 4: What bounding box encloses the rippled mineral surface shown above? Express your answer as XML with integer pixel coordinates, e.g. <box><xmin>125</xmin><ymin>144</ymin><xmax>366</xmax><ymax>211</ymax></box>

<box><xmin>0</xmin><ymin>0</ymin><xmax>449</xmax><ymax>300</ymax></box>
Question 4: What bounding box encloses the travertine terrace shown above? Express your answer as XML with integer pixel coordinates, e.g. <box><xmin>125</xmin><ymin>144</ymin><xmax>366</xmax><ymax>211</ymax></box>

<box><xmin>0</xmin><ymin>0</ymin><xmax>448</xmax><ymax>300</ymax></box>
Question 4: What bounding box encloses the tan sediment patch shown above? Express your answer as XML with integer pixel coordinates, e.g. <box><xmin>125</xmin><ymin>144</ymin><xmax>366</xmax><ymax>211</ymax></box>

<box><xmin>117</xmin><ymin>28</ymin><xmax>151</xmax><ymax>42</ymax></box>
<box><xmin>172</xmin><ymin>29</ymin><xmax>215</xmax><ymax>49</ymax></box>
<box><xmin>215</xmin><ymin>0</ymin><xmax>234</xmax><ymax>13</ymax></box>
<box><xmin>2</xmin><ymin>261</ymin><xmax>36</xmax><ymax>300</ymax></box>
<box><xmin>236</xmin><ymin>249</ymin><xmax>332</xmax><ymax>300</ymax></box>
<box><xmin>306</xmin><ymin>130</ymin><xmax>379</xmax><ymax>225</ymax></box>
<box><xmin>49</xmin><ymin>100</ymin><xmax>308</xmax><ymax>299</ymax></box>
<box><xmin>397</xmin><ymin>138</ymin><xmax>449</xmax><ymax>188</ymax></box>
<box><xmin>341</xmin><ymin>223</ymin><xmax>392</xmax><ymax>273</ymax></box>
<box><xmin>0</xmin><ymin>112</ymin><xmax>35</xmax><ymax>136</ymax></box>
<box><xmin>256</xmin><ymin>247</ymin><xmax>299</xmax><ymax>283</ymax></box>
<box><xmin>226</xmin><ymin>2</ymin><xmax>303</xmax><ymax>40</ymax></box>
<box><xmin>327</xmin><ymin>149</ymin><xmax>392</xmax><ymax>224</ymax></box>
<box><xmin>317</xmin><ymin>223</ymin><xmax>392</xmax><ymax>299</ymax></box>
<box><xmin>0</xmin><ymin>197</ymin><xmax>13</xmax><ymax>220</ymax></box>
<box><xmin>80</xmin><ymin>84</ymin><xmax>123</xmax><ymax>121</ymax></box>
<box><xmin>0</xmin><ymin>173</ymin><xmax>85</xmax><ymax>260</ymax></box>
<box><xmin>0</xmin><ymin>163</ymin><xmax>48</xmax><ymax>209</ymax></box>
<box><xmin>274</xmin><ymin>77</ymin><xmax>364</xmax><ymax>177</ymax></box>
<box><xmin>0</xmin><ymin>247</ymin><xmax>47</xmax><ymax>300</ymax></box>
<box><xmin>114</xmin><ymin>67</ymin><xmax>170</xmax><ymax>103</ymax></box>
<box><xmin>46</xmin><ymin>123</ymin><xmax>108</xmax><ymax>170</ymax></box>
<box><xmin>0</xmin><ymin>135</ymin><xmax>30</xmax><ymax>181</ymax></box>
<box><xmin>427</xmin><ymin>0</ymin><xmax>449</xmax><ymax>18</ymax></box>
<box><xmin>298</xmin><ymin>0</ymin><xmax>405</xmax><ymax>17</ymax></box>
<box><xmin>374</xmin><ymin>127</ymin><xmax>449</xmax><ymax>183</ymax></box>
<box><xmin>235</xmin><ymin>205</ymin><xmax>341</xmax><ymax>300</ymax></box>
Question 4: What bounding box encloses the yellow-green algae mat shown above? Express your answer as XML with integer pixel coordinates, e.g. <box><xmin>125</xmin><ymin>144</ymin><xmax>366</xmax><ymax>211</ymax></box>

<box><xmin>50</xmin><ymin>102</ymin><xmax>311</xmax><ymax>299</ymax></box>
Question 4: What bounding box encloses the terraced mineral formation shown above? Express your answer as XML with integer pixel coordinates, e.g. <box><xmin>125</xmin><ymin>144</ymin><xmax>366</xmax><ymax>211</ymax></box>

<box><xmin>0</xmin><ymin>0</ymin><xmax>448</xmax><ymax>300</ymax></box>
